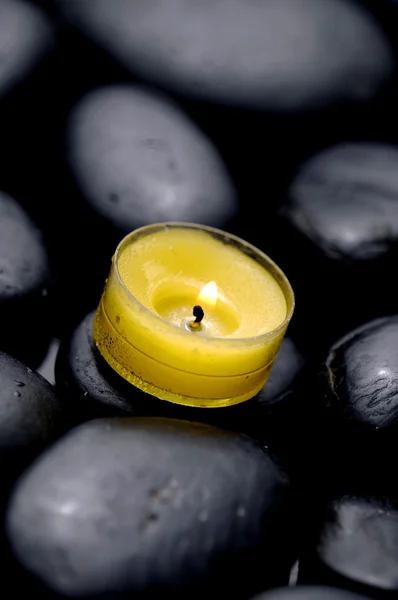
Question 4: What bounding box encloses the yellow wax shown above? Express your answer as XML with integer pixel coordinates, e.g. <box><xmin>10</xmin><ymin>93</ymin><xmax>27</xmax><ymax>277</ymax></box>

<box><xmin>94</xmin><ymin>223</ymin><xmax>294</xmax><ymax>407</ymax></box>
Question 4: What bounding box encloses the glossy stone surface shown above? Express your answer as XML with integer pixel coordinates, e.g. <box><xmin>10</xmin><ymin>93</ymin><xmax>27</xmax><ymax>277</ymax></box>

<box><xmin>286</xmin><ymin>316</ymin><xmax>398</xmax><ymax>498</ymax></box>
<box><xmin>55</xmin><ymin>311</ymin><xmax>148</xmax><ymax>419</ymax></box>
<box><xmin>279</xmin><ymin>143</ymin><xmax>398</xmax><ymax>354</ymax></box>
<box><xmin>299</xmin><ymin>496</ymin><xmax>398</xmax><ymax>596</ymax></box>
<box><xmin>0</xmin><ymin>0</ymin><xmax>52</xmax><ymax>101</ymax></box>
<box><xmin>251</xmin><ymin>586</ymin><xmax>371</xmax><ymax>600</ymax></box>
<box><xmin>284</xmin><ymin>143</ymin><xmax>398</xmax><ymax>262</ymax></box>
<box><xmin>0</xmin><ymin>351</ymin><xmax>64</xmax><ymax>486</ymax></box>
<box><xmin>0</xmin><ymin>192</ymin><xmax>49</xmax><ymax>299</ymax></box>
<box><xmin>7</xmin><ymin>417</ymin><xmax>292</xmax><ymax>598</ymax></box>
<box><xmin>318</xmin><ymin>316</ymin><xmax>398</xmax><ymax>432</ymax></box>
<box><xmin>57</xmin><ymin>0</ymin><xmax>393</xmax><ymax>111</ymax></box>
<box><xmin>0</xmin><ymin>191</ymin><xmax>52</xmax><ymax>365</ymax></box>
<box><xmin>67</xmin><ymin>85</ymin><xmax>238</xmax><ymax>236</ymax></box>
<box><xmin>55</xmin><ymin>311</ymin><xmax>305</xmax><ymax>437</ymax></box>
<box><xmin>0</xmin><ymin>0</ymin><xmax>54</xmax><ymax>204</ymax></box>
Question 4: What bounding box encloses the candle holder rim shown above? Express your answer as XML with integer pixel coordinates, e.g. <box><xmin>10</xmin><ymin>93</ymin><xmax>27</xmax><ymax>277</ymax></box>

<box><xmin>113</xmin><ymin>221</ymin><xmax>295</xmax><ymax>344</ymax></box>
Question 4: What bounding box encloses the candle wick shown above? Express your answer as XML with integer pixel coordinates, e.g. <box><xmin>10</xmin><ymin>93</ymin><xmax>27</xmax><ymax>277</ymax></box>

<box><xmin>193</xmin><ymin>305</ymin><xmax>204</xmax><ymax>324</ymax></box>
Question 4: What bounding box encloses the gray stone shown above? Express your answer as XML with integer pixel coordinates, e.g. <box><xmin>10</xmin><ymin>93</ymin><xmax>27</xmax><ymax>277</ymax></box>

<box><xmin>285</xmin><ymin>143</ymin><xmax>398</xmax><ymax>261</ymax></box>
<box><xmin>67</xmin><ymin>85</ymin><xmax>238</xmax><ymax>233</ymax></box>
<box><xmin>0</xmin><ymin>0</ymin><xmax>52</xmax><ymax>100</ymax></box>
<box><xmin>0</xmin><ymin>191</ymin><xmax>49</xmax><ymax>299</ymax></box>
<box><xmin>324</xmin><ymin>316</ymin><xmax>398</xmax><ymax>430</ymax></box>
<box><xmin>299</xmin><ymin>496</ymin><xmax>398</xmax><ymax>594</ymax></box>
<box><xmin>57</xmin><ymin>0</ymin><xmax>393</xmax><ymax>111</ymax></box>
<box><xmin>0</xmin><ymin>351</ymin><xmax>63</xmax><ymax>478</ymax></box>
<box><xmin>7</xmin><ymin>417</ymin><xmax>292</xmax><ymax>598</ymax></box>
<box><xmin>0</xmin><ymin>191</ymin><xmax>52</xmax><ymax>365</ymax></box>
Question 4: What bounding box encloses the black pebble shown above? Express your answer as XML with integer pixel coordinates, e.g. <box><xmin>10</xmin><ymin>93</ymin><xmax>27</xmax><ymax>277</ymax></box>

<box><xmin>55</xmin><ymin>311</ymin><xmax>149</xmax><ymax>420</ymax></box>
<box><xmin>292</xmin><ymin>316</ymin><xmax>398</xmax><ymax>497</ymax></box>
<box><xmin>0</xmin><ymin>0</ymin><xmax>55</xmax><ymax>213</ymax></box>
<box><xmin>7</xmin><ymin>417</ymin><xmax>293</xmax><ymax>598</ymax></box>
<box><xmin>284</xmin><ymin>143</ymin><xmax>398</xmax><ymax>262</ymax></box>
<box><xmin>251</xmin><ymin>586</ymin><xmax>371</xmax><ymax>600</ymax></box>
<box><xmin>61</xmin><ymin>84</ymin><xmax>238</xmax><ymax>324</ymax></box>
<box><xmin>0</xmin><ymin>191</ymin><xmax>53</xmax><ymax>366</ymax></box>
<box><xmin>0</xmin><ymin>0</ymin><xmax>52</xmax><ymax>101</ymax></box>
<box><xmin>55</xmin><ymin>311</ymin><xmax>306</xmax><ymax>449</ymax></box>
<box><xmin>67</xmin><ymin>84</ymin><xmax>238</xmax><ymax>236</ymax></box>
<box><xmin>321</xmin><ymin>317</ymin><xmax>398</xmax><ymax>433</ymax></box>
<box><xmin>310</xmin><ymin>316</ymin><xmax>398</xmax><ymax>434</ymax></box>
<box><xmin>279</xmin><ymin>143</ymin><xmax>398</xmax><ymax>354</ymax></box>
<box><xmin>57</xmin><ymin>0</ymin><xmax>393</xmax><ymax>112</ymax></box>
<box><xmin>0</xmin><ymin>351</ymin><xmax>64</xmax><ymax>492</ymax></box>
<box><xmin>299</xmin><ymin>496</ymin><xmax>398</xmax><ymax>598</ymax></box>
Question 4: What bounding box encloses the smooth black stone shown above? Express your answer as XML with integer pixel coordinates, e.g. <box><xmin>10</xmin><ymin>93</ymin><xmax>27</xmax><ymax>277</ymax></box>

<box><xmin>7</xmin><ymin>417</ymin><xmax>293</xmax><ymax>599</ymax></box>
<box><xmin>55</xmin><ymin>312</ymin><xmax>150</xmax><ymax>420</ymax></box>
<box><xmin>55</xmin><ymin>311</ymin><xmax>309</xmax><ymax>483</ymax></box>
<box><xmin>0</xmin><ymin>0</ymin><xmax>56</xmax><ymax>206</ymax></box>
<box><xmin>277</xmin><ymin>143</ymin><xmax>398</xmax><ymax>355</ymax></box>
<box><xmin>0</xmin><ymin>350</ymin><xmax>67</xmax><ymax>599</ymax></box>
<box><xmin>313</xmin><ymin>316</ymin><xmax>398</xmax><ymax>434</ymax></box>
<box><xmin>61</xmin><ymin>84</ymin><xmax>238</xmax><ymax>324</ymax></box>
<box><xmin>0</xmin><ymin>351</ymin><xmax>65</xmax><ymax>491</ymax></box>
<box><xmin>0</xmin><ymin>191</ymin><xmax>53</xmax><ymax>366</ymax></box>
<box><xmin>57</xmin><ymin>0</ymin><xmax>393</xmax><ymax>112</ymax></box>
<box><xmin>284</xmin><ymin>144</ymin><xmax>398</xmax><ymax>262</ymax></box>
<box><xmin>251</xmin><ymin>586</ymin><xmax>371</xmax><ymax>600</ymax></box>
<box><xmin>0</xmin><ymin>0</ymin><xmax>52</xmax><ymax>102</ymax></box>
<box><xmin>289</xmin><ymin>316</ymin><xmax>398</xmax><ymax>498</ymax></box>
<box><xmin>299</xmin><ymin>496</ymin><xmax>398</xmax><ymax>598</ymax></box>
<box><xmin>67</xmin><ymin>84</ymin><xmax>238</xmax><ymax>235</ymax></box>
<box><xmin>55</xmin><ymin>311</ymin><xmax>306</xmax><ymax>444</ymax></box>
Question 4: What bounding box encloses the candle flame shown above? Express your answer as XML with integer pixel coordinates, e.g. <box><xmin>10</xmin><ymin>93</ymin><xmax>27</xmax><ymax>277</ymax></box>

<box><xmin>197</xmin><ymin>281</ymin><xmax>218</xmax><ymax>309</ymax></box>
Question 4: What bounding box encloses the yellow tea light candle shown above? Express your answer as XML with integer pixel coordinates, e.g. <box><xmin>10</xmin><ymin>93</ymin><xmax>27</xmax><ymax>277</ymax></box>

<box><xmin>94</xmin><ymin>223</ymin><xmax>294</xmax><ymax>407</ymax></box>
